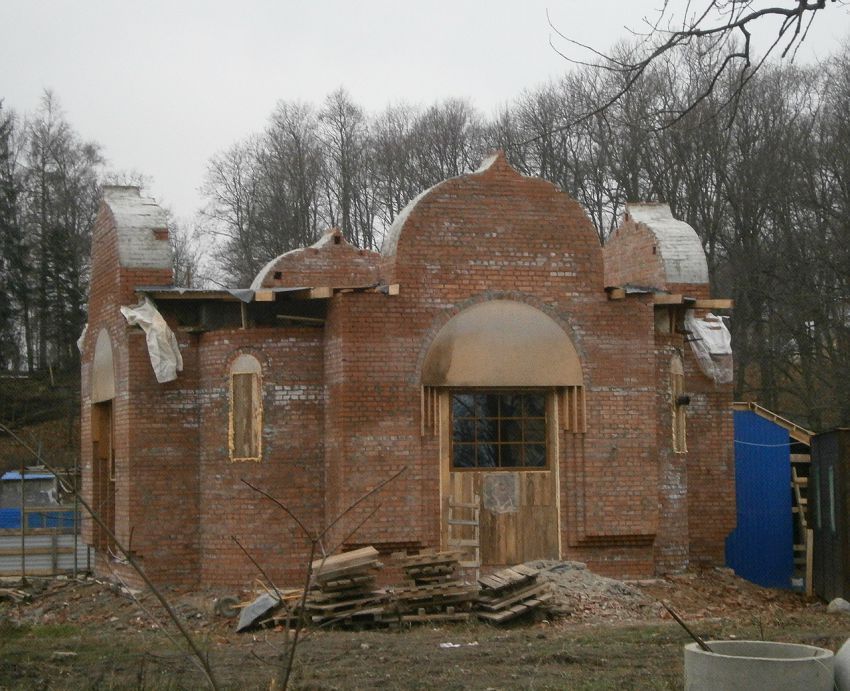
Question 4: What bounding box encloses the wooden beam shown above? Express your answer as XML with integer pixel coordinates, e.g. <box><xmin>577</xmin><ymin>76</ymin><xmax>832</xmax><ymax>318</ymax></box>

<box><xmin>141</xmin><ymin>290</ymin><xmax>243</xmax><ymax>302</ymax></box>
<box><xmin>805</xmin><ymin>528</ymin><xmax>814</xmax><ymax>597</ymax></box>
<box><xmin>386</xmin><ymin>283</ymin><xmax>400</xmax><ymax>296</ymax></box>
<box><xmin>693</xmin><ymin>298</ymin><xmax>734</xmax><ymax>310</ymax></box>
<box><xmin>731</xmin><ymin>401</ymin><xmax>812</xmax><ymax>444</ymax></box>
<box><xmin>309</xmin><ymin>286</ymin><xmax>333</xmax><ymax>299</ymax></box>
<box><xmin>253</xmin><ymin>290</ymin><xmax>275</xmax><ymax>302</ymax></box>
<box><xmin>275</xmin><ymin>314</ymin><xmax>325</xmax><ymax>324</ymax></box>
<box><xmin>606</xmin><ymin>287</ymin><xmax>626</xmax><ymax>300</ymax></box>
<box><xmin>653</xmin><ymin>293</ymin><xmax>684</xmax><ymax>305</ymax></box>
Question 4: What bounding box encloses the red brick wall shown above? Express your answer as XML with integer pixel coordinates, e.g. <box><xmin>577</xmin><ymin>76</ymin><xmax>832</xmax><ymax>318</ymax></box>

<box><xmin>603</xmin><ymin>216</ymin><xmax>666</xmax><ymax>289</ymax></box>
<box><xmin>195</xmin><ymin>328</ymin><xmax>325</xmax><ymax>587</ymax></box>
<box><xmin>83</xmin><ymin>159</ymin><xmax>735</xmax><ymax>587</ymax></box>
<box><xmin>81</xmin><ymin>200</ymin><xmax>183</xmax><ymax>584</ymax></box>
<box><xmin>255</xmin><ymin>229</ymin><xmax>381</xmax><ymax>289</ymax></box>
<box><xmin>323</xmin><ymin>153</ymin><xmax>664</xmax><ymax>577</ymax></box>
<box><xmin>653</xmin><ymin>335</ymin><xmax>691</xmax><ymax>573</ymax></box>
<box><xmin>683</xmin><ymin>346</ymin><xmax>736</xmax><ymax>566</ymax></box>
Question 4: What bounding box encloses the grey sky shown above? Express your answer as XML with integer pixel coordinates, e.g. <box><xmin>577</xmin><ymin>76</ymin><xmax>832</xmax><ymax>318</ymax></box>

<box><xmin>3</xmin><ymin>1</ymin><xmax>849</xmax><ymax>222</ymax></box>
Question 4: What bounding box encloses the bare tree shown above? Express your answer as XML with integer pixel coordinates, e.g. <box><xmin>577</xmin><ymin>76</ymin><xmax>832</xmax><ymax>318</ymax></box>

<box><xmin>22</xmin><ymin>91</ymin><xmax>102</xmax><ymax>371</ymax></box>
<box><xmin>200</xmin><ymin>137</ymin><xmax>263</xmax><ymax>286</ymax></box>
<box><xmin>549</xmin><ymin>1</ymin><xmax>842</xmax><ymax>127</ymax></box>
<box><xmin>257</xmin><ymin>101</ymin><xmax>324</xmax><ymax>252</ymax></box>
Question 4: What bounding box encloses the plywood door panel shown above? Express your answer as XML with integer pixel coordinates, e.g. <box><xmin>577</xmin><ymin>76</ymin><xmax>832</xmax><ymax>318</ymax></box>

<box><xmin>445</xmin><ymin>469</ymin><xmax>558</xmax><ymax>565</ymax></box>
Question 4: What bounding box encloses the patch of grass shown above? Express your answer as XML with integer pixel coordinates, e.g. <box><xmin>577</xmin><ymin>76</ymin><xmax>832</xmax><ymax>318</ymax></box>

<box><xmin>27</xmin><ymin>623</ymin><xmax>79</xmax><ymax>639</ymax></box>
<box><xmin>0</xmin><ymin>619</ymin><xmax>29</xmax><ymax>640</ymax></box>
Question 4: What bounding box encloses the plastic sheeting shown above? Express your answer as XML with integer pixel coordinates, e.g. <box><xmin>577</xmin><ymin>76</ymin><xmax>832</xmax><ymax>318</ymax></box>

<box><xmin>120</xmin><ymin>296</ymin><xmax>183</xmax><ymax>383</ymax></box>
<box><xmin>76</xmin><ymin>323</ymin><xmax>87</xmax><ymax>354</ymax></box>
<box><xmin>686</xmin><ymin>311</ymin><xmax>733</xmax><ymax>384</ymax></box>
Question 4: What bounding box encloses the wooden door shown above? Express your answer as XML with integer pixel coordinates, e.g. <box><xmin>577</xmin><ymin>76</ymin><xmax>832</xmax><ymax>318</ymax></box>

<box><xmin>91</xmin><ymin>402</ymin><xmax>115</xmax><ymax>553</ymax></box>
<box><xmin>441</xmin><ymin>390</ymin><xmax>560</xmax><ymax>565</ymax></box>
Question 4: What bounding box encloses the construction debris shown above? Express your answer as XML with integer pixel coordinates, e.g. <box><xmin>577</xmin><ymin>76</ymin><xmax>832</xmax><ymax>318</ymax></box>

<box><xmin>476</xmin><ymin>564</ymin><xmax>551</xmax><ymax>623</ymax></box>
<box><xmin>236</xmin><ymin>592</ymin><xmax>281</xmax><ymax>632</ymax></box>
<box><xmin>828</xmin><ymin>598</ymin><xmax>850</xmax><ymax>614</ymax></box>
<box><xmin>529</xmin><ymin>560</ymin><xmax>659</xmax><ymax>621</ymax></box>
<box><xmin>0</xmin><ymin>588</ymin><xmax>29</xmax><ymax>603</ymax></box>
<box><xmin>306</xmin><ymin>546</ymin><xmax>387</xmax><ymax>627</ymax></box>
<box><xmin>387</xmin><ymin>549</ymin><xmax>479</xmax><ymax>624</ymax></box>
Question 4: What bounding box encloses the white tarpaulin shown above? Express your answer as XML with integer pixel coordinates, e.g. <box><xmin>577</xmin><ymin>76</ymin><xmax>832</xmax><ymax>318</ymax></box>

<box><xmin>685</xmin><ymin>311</ymin><xmax>733</xmax><ymax>384</ymax></box>
<box><xmin>76</xmin><ymin>323</ymin><xmax>88</xmax><ymax>354</ymax></box>
<box><xmin>120</xmin><ymin>296</ymin><xmax>183</xmax><ymax>383</ymax></box>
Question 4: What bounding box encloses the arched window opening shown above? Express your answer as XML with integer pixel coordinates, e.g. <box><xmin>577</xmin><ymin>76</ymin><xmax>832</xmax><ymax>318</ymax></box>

<box><xmin>671</xmin><ymin>354</ymin><xmax>687</xmax><ymax>453</ymax></box>
<box><xmin>229</xmin><ymin>354</ymin><xmax>263</xmax><ymax>462</ymax></box>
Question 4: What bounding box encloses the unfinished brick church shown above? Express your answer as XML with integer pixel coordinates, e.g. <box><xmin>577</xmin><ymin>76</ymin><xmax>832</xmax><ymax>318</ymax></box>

<box><xmin>79</xmin><ymin>152</ymin><xmax>735</xmax><ymax>588</ymax></box>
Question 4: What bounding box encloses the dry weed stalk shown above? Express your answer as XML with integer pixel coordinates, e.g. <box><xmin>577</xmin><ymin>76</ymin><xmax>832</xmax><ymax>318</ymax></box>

<box><xmin>241</xmin><ymin>466</ymin><xmax>406</xmax><ymax>690</ymax></box>
<box><xmin>0</xmin><ymin>421</ymin><xmax>221</xmax><ymax>690</ymax></box>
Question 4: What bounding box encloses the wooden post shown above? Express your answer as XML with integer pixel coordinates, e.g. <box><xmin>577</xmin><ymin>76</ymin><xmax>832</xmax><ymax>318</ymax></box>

<box><xmin>73</xmin><ymin>459</ymin><xmax>79</xmax><ymax>578</ymax></box>
<box><xmin>51</xmin><ymin>533</ymin><xmax>59</xmax><ymax>576</ymax></box>
<box><xmin>19</xmin><ymin>456</ymin><xmax>25</xmax><ymax>584</ymax></box>
<box><xmin>805</xmin><ymin>528</ymin><xmax>814</xmax><ymax>597</ymax></box>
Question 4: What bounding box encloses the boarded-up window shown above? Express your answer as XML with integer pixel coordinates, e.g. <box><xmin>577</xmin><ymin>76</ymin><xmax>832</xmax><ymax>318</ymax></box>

<box><xmin>229</xmin><ymin>354</ymin><xmax>262</xmax><ymax>461</ymax></box>
<box><xmin>671</xmin><ymin>354</ymin><xmax>687</xmax><ymax>453</ymax></box>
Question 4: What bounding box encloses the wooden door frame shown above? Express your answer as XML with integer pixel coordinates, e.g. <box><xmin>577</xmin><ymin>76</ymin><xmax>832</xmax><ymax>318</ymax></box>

<box><xmin>438</xmin><ymin>388</ymin><xmax>562</xmax><ymax>561</ymax></box>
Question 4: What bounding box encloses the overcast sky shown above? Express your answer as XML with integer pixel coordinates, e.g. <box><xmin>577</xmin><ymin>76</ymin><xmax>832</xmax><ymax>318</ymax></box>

<box><xmin>3</xmin><ymin>1</ymin><xmax>850</xmax><ymax>222</ymax></box>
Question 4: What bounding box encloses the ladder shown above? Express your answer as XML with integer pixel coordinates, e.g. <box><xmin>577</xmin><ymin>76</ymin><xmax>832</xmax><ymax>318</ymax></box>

<box><xmin>447</xmin><ymin>495</ymin><xmax>480</xmax><ymax>582</ymax></box>
<box><xmin>791</xmin><ymin>452</ymin><xmax>813</xmax><ymax>596</ymax></box>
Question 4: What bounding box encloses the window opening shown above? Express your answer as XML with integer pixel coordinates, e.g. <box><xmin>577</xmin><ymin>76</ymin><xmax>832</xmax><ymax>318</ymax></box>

<box><xmin>671</xmin><ymin>355</ymin><xmax>687</xmax><ymax>453</ymax></box>
<box><xmin>229</xmin><ymin>354</ymin><xmax>262</xmax><ymax>461</ymax></box>
<box><xmin>451</xmin><ymin>390</ymin><xmax>547</xmax><ymax>470</ymax></box>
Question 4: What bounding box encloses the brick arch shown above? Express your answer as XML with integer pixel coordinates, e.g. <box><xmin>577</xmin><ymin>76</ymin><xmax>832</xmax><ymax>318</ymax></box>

<box><xmin>224</xmin><ymin>347</ymin><xmax>271</xmax><ymax>373</ymax></box>
<box><xmin>414</xmin><ymin>291</ymin><xmax>587</xmax><ymax>386</ymax></box>
<box><xmin>419</xmin><ymin>298</ymin><xmax>583</xmax><ymax>387</ymax></box>
<box><xmin>91</xmin><ymin>328</ymin><xmax>116</xmax><ymax>403</ymax></box>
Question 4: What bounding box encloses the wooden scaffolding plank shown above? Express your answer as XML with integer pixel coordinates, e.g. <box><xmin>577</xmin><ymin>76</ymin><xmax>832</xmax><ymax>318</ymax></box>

<box><xmin>731</xmin><ymin>402</ymin><xmax>812</xmax><ymax>444</ymax></box>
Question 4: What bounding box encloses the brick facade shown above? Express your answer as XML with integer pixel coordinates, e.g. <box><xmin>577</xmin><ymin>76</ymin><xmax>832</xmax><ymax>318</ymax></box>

<box><xmin>81</xmin><ymin>157</ymin><xmax>735</xmax><ymax>588</ymax></box>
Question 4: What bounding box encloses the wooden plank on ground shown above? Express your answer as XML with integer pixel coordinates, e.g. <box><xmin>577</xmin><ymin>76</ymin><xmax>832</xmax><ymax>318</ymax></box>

<box><xmin>477</xmin><ymin>583</ymin><xmax>549</xmax><ymax>611</ymax></box>
<box><xmin>312</xmin><ymin>546</ymin><xmax>379</xmax><ymax>572</ymax></box>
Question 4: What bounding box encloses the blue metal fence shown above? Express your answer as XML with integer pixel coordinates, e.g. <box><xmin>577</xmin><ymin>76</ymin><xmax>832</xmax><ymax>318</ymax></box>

<box><xmin>725</xmin><ymin>410</ymin><xmax>794</xmax><ymax>588</ymax></box>
<box><xmin>0</xmin><ymin>508</ymin><xmax>78</xmax><ymax>530</ymax></box>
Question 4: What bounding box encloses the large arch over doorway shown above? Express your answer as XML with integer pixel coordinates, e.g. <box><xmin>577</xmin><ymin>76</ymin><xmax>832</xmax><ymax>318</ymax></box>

<box><xmin>423</xmin><ymin>300</ymin><xmax>584</xmax><ymax>567</ymax></box>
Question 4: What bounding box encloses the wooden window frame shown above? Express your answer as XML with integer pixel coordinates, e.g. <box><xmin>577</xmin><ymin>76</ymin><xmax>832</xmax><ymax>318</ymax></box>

<box><xmin>229</xmin><ymin>354</ymin><xmax>263</xmax><ymax>462</ymax></box>
<box><xmin>449</xmin><ymin>388</ymin><xmax>549</xmax><ymax>471</ymax></box>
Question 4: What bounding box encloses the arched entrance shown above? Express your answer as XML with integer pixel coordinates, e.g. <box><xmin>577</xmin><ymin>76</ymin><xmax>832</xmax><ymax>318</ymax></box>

<box><xmin>422</xmin><ymin>300</ymin><xmax>583</xmax><ymax>566</ymax></box>
<box><xmin>91</xmin><ymin>329</ymin><xmax>116</xmax><ymax>553</ymax></box>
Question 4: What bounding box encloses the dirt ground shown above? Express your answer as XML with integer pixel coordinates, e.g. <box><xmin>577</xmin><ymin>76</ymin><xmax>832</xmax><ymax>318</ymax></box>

<box><xmin>1</xmin><ymin>566</ymin><xmax>848</xmax><ymax>690</ymax></box>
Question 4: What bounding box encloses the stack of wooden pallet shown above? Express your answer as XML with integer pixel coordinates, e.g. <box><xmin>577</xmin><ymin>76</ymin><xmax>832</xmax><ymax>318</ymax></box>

<box><xmin>305</xmin><ymin>546</ymin><xmax>387</xmax><ymax>627</ymax></box>
<box><xmin>475</xmin><ymin>564</ymin><xmax>551</xmax><ymax>623</ymax></box>
<box><xmin>387</xmin><ymin>549</ymin><xmax>479</xmax><ymax>623</ymax></box>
